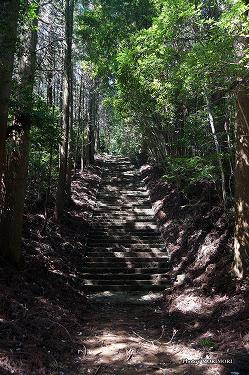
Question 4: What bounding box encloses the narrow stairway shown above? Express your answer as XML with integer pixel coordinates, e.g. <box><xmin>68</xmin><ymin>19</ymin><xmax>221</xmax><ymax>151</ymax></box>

<box><xmin>82</xmin><ymin>156</ymin><xmax>169</xmax><ymax>292</ymax></box>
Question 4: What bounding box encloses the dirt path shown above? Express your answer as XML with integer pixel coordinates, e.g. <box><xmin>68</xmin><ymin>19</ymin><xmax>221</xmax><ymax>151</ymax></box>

<box><xmin>79</xmin><ymin>157</ymin><xmax>238</xmax><ymax>375</ymax></box>
<box><xmin>79</xmin><ymin>293</ymin><xmax>237</xmax><ymax>375</ymax></box>
<box><xmin>0</xmin><ymin>157</ymin><xmax>247</xmax><ymax>375</ymax></box>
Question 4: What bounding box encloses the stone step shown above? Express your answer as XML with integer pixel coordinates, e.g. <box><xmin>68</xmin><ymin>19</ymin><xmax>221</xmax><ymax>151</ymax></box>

<box><xmin>101</xmin><ymin>184</ymin><xmax>139</xmax><ymax>188</ymax></box>
<box><xmin>86</xmin><ymin>249</ymin><xmax>166</xmax><ymax>255</ymax></box>
<box><xmin>83</xmin><ymin>284</ymin><xmax>169</xmax><ymax>292</ymax></box>
<box><xmin>99</xmin><ymin>188</ymin><xmax>146</xmax><ymax>192</ymax></box>
<box><xmin>89</xmin><ymin>228</ymin><xmax>159</xmax><ymax>235</ymax></box>
<box><xmin>96</xmin><ymin>205</ymin><xmax>152</xmax><ymax>210</ymax></box>
<box><xmin>82</xmin><ymin>266</ymin><xmax>169</xmax><ymax>274</ymax></box>
<box><xmin>97</xmin><ymin>199</ymin><xmax>151</xmax><ymax>205</ymax></box>
<box><xmin>82</xmin><ymin>278</ymin><xmax>169</xmax><ymax>286</ymax></box>
<box><xmin>101</xmin><ymin>177</ymin><xmax>136</xmax><ymax>181</ymax></box>
<box><xmin>119</xmin><ymin>190</ymin><xmax>149</xmax><ymax>195</ymax></box>
<box><xmin>85</xmin><ymin>256</ymin><xmax>168</xmax><ymax>262</ymax></box>
<box><xmin>103</xmin><ymin>166</ymin><xmax>134</xmax><ymax>168</ymax></box>
<box><xmin>80</xmin><ymin>272</ymin><xmax>168</xmax><ymax>280</ymax></box>
<box><xmin>84</xmin><ymin>261</ymin><xmax>169</xmax><ymax>268</ymax></box>
<box><xmin>93</xmin><ymin>218</ymin><xmax>157</xmax><ymax>229</ymax></box>
<box><xmin>88</xmin><ymin>234</ymin><xmax>161</xmax><ymax>241</ymax></box>
<box><xmin>86</xmin><ymin>251</ymin><xmax>167</xmax><ymax>258</ymax></box>
<box><xmin>94</xmin><ymin>212</ymin><xmax>154</xmax><ymax>216</ymax></box>
<box><xmin>88</xmin><ymin>244</ymin><xmax>163</xmax><ymax>249</ymax></box>
<box><xmin>90</xmin><ymin>225</ymin><xmax>158</xmax><ymax>232</ymax></box>
<box><xmin>86</xmin><ymin>244</ymin><xmax>165</xmax><ymax>251</ymax></box>
<box><xmin>84</xmin><ymin>157</ymin><xmax>169</xmax><ymax>293</ymax></box>
<box><xmin>89</xmin><ymin>231</ymin><xmax>160</xmax><ymax>238</ymax></box>
<box><xmin>98</xmin><ymin>193</ymin><xmax>149</xmax><ymax>199</ymax></box>
<box><xmin>101</xmin><ymin>175</ymin><xmax>137</xmax><ymax>178</ymax></box>
<box><xmin>91</xmin><ymin>228</ymin><xmax>158</xmax><ymax>233</ymax></box>
<box><xmin>93</xmin><ymin>217</ymin><xmax>154</xmax><ymax>221</ymax></box>
<box><xmin>102</xmin><ymin>168</ymin><xmax>134</xmax><ymax>172</ymax></box>
<box><xmin>88</xmin><ymin>237</ymin><xmax>161</xmax><ymax>243</ymax></box>
<box><xmin>91</xmin><ymin>227</ymin><xmax>156</xmax><ymax>232</ymax></box>
<box><xmin>94</xmin><ymin>209</ymin><xmax>153</xmax><ymax>214</ymax></box>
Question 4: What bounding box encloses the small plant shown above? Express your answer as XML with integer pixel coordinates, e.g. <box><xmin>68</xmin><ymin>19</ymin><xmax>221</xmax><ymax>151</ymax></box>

<box><xmin>199</xmin><ymin>338</ymin><xmax>215</xmax><ymax>348</ymax></box>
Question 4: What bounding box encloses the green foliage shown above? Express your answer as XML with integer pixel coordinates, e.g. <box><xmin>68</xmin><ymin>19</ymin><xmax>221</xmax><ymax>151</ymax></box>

<box><xmin>78</xmin><ymin>0</ymin><xmax>248</xmax><ymax>191</ymax></box>
<box><xmin>28</xmin><ymin>97</ymin><xmax>60</xmax><ymax>200</ymax></box>
<box><xmin>109</xmin><ymin>119</ymin><xmax>142</xmax><ymax>156</ymax></box>
<box><xmin>161</xmin><ymin>156</ymin><xmax>217</xmax><ymax>188</ymax></box>
<box><xmin>31</xmin><ymin>96</ymin><xmax>60</xmax><ymax>148</ymax></box>
<box><xmin>20</xmin><ymin>0</ymin><xmax>40</xmax><ymax>28</ymax></box>
<box><xmin>77</xmin><ymin>0</ymin><xmax>155</xmax><ymax>76</ymax></box>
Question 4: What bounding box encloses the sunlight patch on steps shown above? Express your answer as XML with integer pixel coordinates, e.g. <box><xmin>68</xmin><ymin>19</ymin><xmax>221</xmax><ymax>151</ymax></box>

<box><xmin>86</xmin><ymin>291</ymin><xmax>164</xmax><ymax>304</ymax></box>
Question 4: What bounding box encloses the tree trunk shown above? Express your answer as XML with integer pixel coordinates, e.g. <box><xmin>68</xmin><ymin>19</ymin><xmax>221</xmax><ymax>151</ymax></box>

<box><xmin>0</xmin><ymin>5</ymin><xmax>39</xmax><ymax>263</ymax></box>
<box><xmin>234</xmin><ymin>84</ymin><xmax>249</xmax><ymax>279</ymax></box>
<box><xmin>40</xmin><ymin>144</ymin><xmax>53</xmax><ymax>235</ymax></box>
<box><xmin>66</xmin><ymin>73</ymin><xmax>74</xmax><ymax>197</ymax></box>
<box><xmin>206</xmin><ymin>97</ymin><xmax>227</xmax><ymax>206</ymax></box>
<box><xmin>41</xmin><ymin>71</ymin><xmax>54</xmax><ymax>235</ymax></box>
<box><xmin>74</xmin><ymin>75</ymin><xmax>84</xmax><ymax>175</ymax></box>
<box><xmin>81</xmin><ymin>89</ymin><xmax>87</xmax><ymax>172</ymax></box>
<box><xmin>88</xmin><ymin>88</ymin><xmax>95</xmax><ymax>165</ymax></box>
<box><xmin>55</xmin><ymin>0</ymin><xmax>74</xmax><ymax>221</ymax></box>
<box><xmin>0</xmin><ymin>0</ymin><xmax>20</xmax><ymax>212</ymax></box>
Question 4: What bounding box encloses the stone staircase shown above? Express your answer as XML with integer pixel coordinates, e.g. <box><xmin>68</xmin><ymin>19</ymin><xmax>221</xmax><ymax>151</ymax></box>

<box><xmin>82</xmin><ymin>156</ymin><xmax>169</xmax><ymax>292</ymax></box>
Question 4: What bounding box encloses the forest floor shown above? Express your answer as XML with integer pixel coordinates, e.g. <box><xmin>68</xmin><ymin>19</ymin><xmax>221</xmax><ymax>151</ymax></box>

<box><xmin>0</xmin><ymin>156</ymin><xmax>248</xmax><ymax>375</ymax></box>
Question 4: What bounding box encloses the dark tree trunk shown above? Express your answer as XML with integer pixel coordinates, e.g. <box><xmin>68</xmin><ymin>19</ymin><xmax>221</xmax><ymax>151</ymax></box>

<box><xmin>0</xmin><ymin>0</ymin><xmax>20</xmax><ymax>212</ymax></box>
<box><xmin>55</xmin><ymin>0</ymin><xmax>74</xmax><ymax>221</ymax></box>
<box><xmin>88</xmin><ymin>88</ymin><xmax>95</xmax><ymax>165</ymax></box>
<box><xmin>0</xmin><ymin>6</ymin><xmax>39</xmax><ymax>263</ymax></box>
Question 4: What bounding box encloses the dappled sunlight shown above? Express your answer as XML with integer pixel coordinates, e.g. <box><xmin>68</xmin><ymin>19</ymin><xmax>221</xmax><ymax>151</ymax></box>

<box><xmin>1</xmin><ymin>155</ymin><xmax>247</xmax><ymax>374</ymax></box>
<box><xmin>0</xmin><ymin>358</ymin><xmax>26</xmax><ymax>375</ymax></box>
<box><xmin>168</xmin><ymin>288</ymin><xmax>228</xmax><ymax>316</ymax></box>
<box><xmin>1</xmin><ymin>0</ymin><xmax>248</xmax><ymax>371</ymax></box>
<box><xmin>170</xmin><ymin>294</ymin><xmax>204</xmax><ymax>314</ymax></box>
<box><xmin>83</xmin><ymin>158</ymin><xmax>169</xmax><ymax>292</ymax></box>
<box><xmin>80</xmin><ymin>302</ymin><xmax>231</xmax><ymax>374</ymax></box>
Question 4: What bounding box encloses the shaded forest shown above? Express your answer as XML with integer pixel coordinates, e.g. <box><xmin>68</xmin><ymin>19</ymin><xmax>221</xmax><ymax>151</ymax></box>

<box><xmin>0</xmin><ymin>0</ymin><xmax>249</xmax><ymax>374</ymax></box>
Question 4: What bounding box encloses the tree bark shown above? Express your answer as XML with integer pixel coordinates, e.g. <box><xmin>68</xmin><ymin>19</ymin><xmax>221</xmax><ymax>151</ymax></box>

<box><xmin>66</xmin><ymin>74</ymin><xmax>74</xmax><ymax>197</ymax></box>
<box><xmin>55</xmin><ymin>0</ymin><xmax>74</xmax><ymax>221</ymax></box>
<box><xmin>74</xmin><ymin>75</ymin><xmax>84</xmax><ymax>175</ymax></box>
<box><xmin>40</xmin><ymin>71</ymin><xmax>55</xmax><ymax>235</ymax></box>
<box><xmin>0</xmin><ymin>5</ymin><xmax>39</xmax><ymax>263</ymax></box>
<box><xmin>234</xmin><ymin>84</ymin><xmax>249</xmax><ymax>279</ymax></box>
<box><xmin>206</xmin><ymin>97</ymin><xmax>227</xmax><ymax>206</ymax></box>
<box><xmin>0</xmin><ymin>0</ymin><xmax>20</xmax><ymax>212</ymax></box>
<box><xmin>81</xmin><ymin>89</ymin><xmax>87</xmax><ymax>171</ymax></box>
<box><xmin>88</xmin><ymin>86</ymin><xmax>95</xmax><ymax>165</ymax></box>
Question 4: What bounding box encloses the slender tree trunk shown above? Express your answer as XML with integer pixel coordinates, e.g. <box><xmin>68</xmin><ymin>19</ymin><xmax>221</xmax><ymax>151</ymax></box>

<box><xmin>47</xmin><ymin>71</ymin><xmax>53</xmax><ymax>106</ymax></box>
<box><xmin>0</xmin><ymin>6</ymin><xmax>39</xmax><ymax>263</ymax></box>
<box><xmin>234</xmin><ymin>84</ymin><xmax>249</xmax><ymax>279</ymax></box>
<box><xmin>41</xmin><ymin>70</ymin><xmax>54</xmax><ymax>235</ymax></box>
<box><xmin>81</xmin><ymin>88</ymin><xmax>86</xmax><ymax>172</ymax></box>
<box><xmin>41</xmin><ymin>145</ymin><xmax>53</xmax><ymax>235</ymax></box>
<box><xmin>206</xmin><ymin>97</ymin><xmax>227</xmax><ymax>205</ymax></box>
<box><xmin>74</xmin><ymin>75</ymin><xmax>83</xmax><ymax>175</ymax></box>
<box><xmin>0</xmin><ymin>0</ymin><xmax>20</xmax><ymax>213</ymax></box>
<box><xmin>95</xmin><ymin>92</ymin><xmax>101</xmax><ymax>152</ymax></box>
<box><xmin>66</xmin><ymin>76</ymin><xmax>74</xmax><ymax>198</ymax></box>
<box><xmin>88</xmin><ymin>87</ymin><xmax>95</xmax><ymax>165</ymax></box>
<box><xmin>55</xmin><ymin>0</ymin><xmax>74</xmax><ymax>221</ymax></box>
